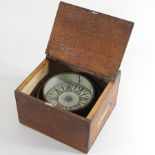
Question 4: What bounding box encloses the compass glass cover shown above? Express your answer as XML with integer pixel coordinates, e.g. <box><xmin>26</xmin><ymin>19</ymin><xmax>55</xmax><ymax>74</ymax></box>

<box><xmin>43</xmin><ymin>73</ymin><xmax>94</xmax><ymax>111</ymax></box>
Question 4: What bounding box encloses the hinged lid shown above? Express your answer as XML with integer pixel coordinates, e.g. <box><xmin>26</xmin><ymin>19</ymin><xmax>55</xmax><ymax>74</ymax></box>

<box><xmin>46</xmin><ymin>2</ymin><xmax>134</xmax><ymax>81</ymax></box>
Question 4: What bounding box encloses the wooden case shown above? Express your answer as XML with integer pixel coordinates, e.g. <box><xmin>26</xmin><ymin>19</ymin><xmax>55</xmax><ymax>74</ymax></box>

<box><xmin>15</xmin><ymin>2</ymin><xmax>134</xmax><ymax>153</ymax></box>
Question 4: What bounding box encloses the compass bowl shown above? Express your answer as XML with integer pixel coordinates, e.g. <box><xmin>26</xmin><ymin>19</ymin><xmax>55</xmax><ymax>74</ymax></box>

<box><xmin>42</xmin><ymin>73</ymin><xmax>94</xmax><ymax>111</ymax></box>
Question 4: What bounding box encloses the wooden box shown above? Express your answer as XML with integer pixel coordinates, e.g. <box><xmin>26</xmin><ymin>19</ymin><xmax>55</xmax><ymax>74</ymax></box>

<box><xmin>14</xmin><ymin>2</ymin><xmax>134</xmax><ymax>153</ymax></box>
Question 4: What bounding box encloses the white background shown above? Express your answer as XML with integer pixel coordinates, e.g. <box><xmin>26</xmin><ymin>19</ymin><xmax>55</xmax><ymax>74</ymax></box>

<box><xmin>0</xmin><ymin>0</ymin><xmax>155</xmax><ymax>154</ymax></box>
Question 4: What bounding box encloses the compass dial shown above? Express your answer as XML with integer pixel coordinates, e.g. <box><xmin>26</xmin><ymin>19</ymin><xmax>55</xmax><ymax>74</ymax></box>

<box><xmin>45</xmin><ymin>82</ymin><xmax>93</xmax><ymax>111</ymax></box>
<box><xmin>43</xmin><ymin>73</ymin><xmax>94</xmax><ymax>111</ymax></box>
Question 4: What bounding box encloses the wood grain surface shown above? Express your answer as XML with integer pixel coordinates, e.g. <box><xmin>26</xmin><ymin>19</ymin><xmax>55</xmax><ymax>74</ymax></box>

<box><xmin>46</xmin><ymin>2</ymin><xmax>133</xmax><ymax>80</ymax></box>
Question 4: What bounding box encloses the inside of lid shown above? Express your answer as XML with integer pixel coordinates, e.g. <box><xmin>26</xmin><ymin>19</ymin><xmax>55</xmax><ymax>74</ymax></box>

<box><xmin>46</xmin><ymin>2</ymin><xmax>134</xmax><ymax>80</ymax></box>
<box><xmin>17</xmin><ymin>58</ymin><xmax>118</xmax><ymax>120</ymax></box>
